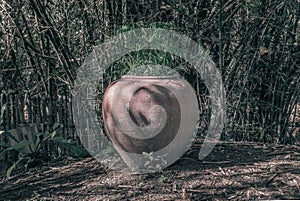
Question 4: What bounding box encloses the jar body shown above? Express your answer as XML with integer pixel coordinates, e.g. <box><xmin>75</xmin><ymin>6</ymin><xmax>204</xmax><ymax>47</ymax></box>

<box><xmin>102</xmin><ymin>75</ymin><xmax>198</xmax><ymax>172</ymax></box>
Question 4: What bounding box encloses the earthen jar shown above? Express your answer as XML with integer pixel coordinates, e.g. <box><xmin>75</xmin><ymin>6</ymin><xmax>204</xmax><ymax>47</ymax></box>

<box><xmin>102</xmin><ymin>74</ymin><xmax>198</xmax><ymax>172</ymax></box>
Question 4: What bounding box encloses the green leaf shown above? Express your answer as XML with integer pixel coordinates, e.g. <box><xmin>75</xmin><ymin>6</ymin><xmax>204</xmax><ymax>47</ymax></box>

<box><xmin>9</xmin><ymin>140</ymin><xmax>31</xmax><ymax>150</ymax></box>
<box><xmin>3</xmin><ymin>131</ymin><xmax>19</xmax><ymax>143</ymax></box>
<box><xmin>0</xmin><ymin>151</ymin><xmax>6</xmax><ymax>159</ymax></box>
<box><xmin>50</xmin><ymin>136</ymin><xmax>67</xmax><ymax>144</ymax></box>
<box><xmin>6</xmin><ymin>157</ymin><xmax>27</xmax><ymax>178</ymax></box>
<box><xmin>50</xmin><ymin>130</ymin><xmax>57</xmax><ymax>138</ymax></box>
<box><xmin>34</xmin><ymin>133</ymin><xmax>42</xmax><ymax>151</ymax></box>
<box><xmin>6</xmin><ymin>163</ymin><xmax>16</xmax><ymax>178</ymax></box>
<box><xmin>42</xmin><ymin>130</ymin><xmax>56</xmax><ymax>142</ymax></box>
<box><xmin>50</xmin><ymin>137</ymin><xmax>90</xmax><ymax>158</ymax></box>
<box><xmin>0</xmin><ymin>140</ymin><xmax>31</xmax><ymax>159</ymax></box>
<box><xmin>52</xmin><ymin>122</ymin><xmax>62</xmax><ymax>131</ymax></box>
<box><xmin>41</xmin><ymin>131</ymin><xmax>50</xmax><ymax>141</ymax></box>
<box><xmin>0</xmin><ymin>142</ymin><xmax>10</xmax><ymax>148</ymax></box>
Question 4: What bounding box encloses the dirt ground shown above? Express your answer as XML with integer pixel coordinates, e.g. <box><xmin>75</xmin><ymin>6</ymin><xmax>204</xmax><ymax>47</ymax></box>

<box><xmin>1</xmin><ymin>141</ymin><xmax>300</xmax><ymax>201</ymax></box>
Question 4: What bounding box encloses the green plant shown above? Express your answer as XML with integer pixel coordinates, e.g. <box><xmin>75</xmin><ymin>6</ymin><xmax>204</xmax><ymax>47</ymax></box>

<box><xmin>159</xmin><ymin>174</ymin><xmax>169</xmax><ymax>183</ymax></box>
<box><xmin>0</xmin><ymin>105</ymin><xmax>89</xmax><ymax>178</ymax></box>
<box><xmin>142</xmin><ymin>151</ymin><xmax>168</xmax><ymax>172</ymax></box>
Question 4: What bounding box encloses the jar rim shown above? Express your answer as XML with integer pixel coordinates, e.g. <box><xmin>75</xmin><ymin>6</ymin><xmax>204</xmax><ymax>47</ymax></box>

<box><xmin>121</xmin><ymin>74</ymin><xmax>180</xmax><ymax>79</ymax></box>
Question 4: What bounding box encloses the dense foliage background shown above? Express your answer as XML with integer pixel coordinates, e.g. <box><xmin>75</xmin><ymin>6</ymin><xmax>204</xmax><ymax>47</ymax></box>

<box><xmin>0</xmin><ymin>0</ymin><xmax>299</xmax><ymax>163</ymax></box>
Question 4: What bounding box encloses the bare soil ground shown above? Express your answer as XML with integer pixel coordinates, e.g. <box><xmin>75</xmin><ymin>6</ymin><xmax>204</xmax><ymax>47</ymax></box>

<box><xmin>1</xmin><ymin>142</ymin><xmax>300</xmax><ymax>201</ymax></box>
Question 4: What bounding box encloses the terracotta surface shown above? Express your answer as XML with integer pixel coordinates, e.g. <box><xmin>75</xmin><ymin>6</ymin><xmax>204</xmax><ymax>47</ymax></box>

<box><xmin>102</xmin><ymin>75</ymin><xmax>198</xmax><ymax>171</ymax></box>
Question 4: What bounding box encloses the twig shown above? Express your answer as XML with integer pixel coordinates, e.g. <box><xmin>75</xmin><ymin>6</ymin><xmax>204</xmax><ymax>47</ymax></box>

<box><xmin>265</xmin><ymin>173</ymin><xmax>280</xmax><ymax>187</ymax></box>
<box><xmin>201</xmin><ymin>160</ymin><xmax>231</xmax><ymax>164</ymax></box>
<box><xmin>181</xmin><ymin>157</ymin><xmax>231</xmax><ymax>165</ymax></box>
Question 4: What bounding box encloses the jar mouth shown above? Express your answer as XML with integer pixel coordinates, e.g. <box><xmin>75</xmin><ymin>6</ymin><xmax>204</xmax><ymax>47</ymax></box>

<box><xmin>121</xmin><ymin>74</ymin><xmax>180</xmax><ymax>79</ymax></box>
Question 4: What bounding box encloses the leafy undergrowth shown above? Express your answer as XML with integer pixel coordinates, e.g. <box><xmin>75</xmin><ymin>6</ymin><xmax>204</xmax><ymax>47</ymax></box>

<box><xmin>0</xmin><ymin>142</ymin><xmax>300</xmax><ymax>201</ymax></box>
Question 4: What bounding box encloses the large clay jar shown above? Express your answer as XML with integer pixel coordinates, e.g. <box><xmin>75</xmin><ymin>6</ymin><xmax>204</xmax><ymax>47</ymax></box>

<box><xmin>102</xmin><ymin>74</ymin><xmax>198</xmax><ymax>173</ymax></box>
